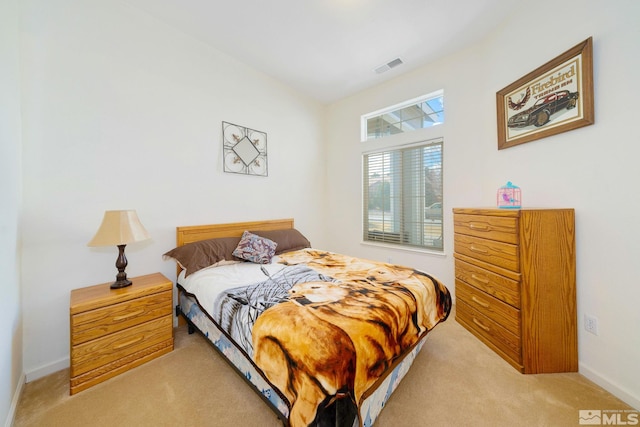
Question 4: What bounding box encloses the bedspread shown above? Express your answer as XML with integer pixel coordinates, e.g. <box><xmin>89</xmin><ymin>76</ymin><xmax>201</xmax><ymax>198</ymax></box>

<box><xmin>209</xmin><ymin>249</ymin><xmax>451</xmax><ymax>427</ymax></box>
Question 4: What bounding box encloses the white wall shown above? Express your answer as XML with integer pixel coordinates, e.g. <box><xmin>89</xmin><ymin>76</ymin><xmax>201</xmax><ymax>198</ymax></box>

<box><xmin>19</xmin><ymin>0</ymin><xmax>327</xmax><ymax>380</ymax></box>
<box><xmin>0</xmin><ymin>0</ymin><xmax>24</xmax><ymax>424</ymax></box>
<box><xmin>326</xmin><ymin>0</ymin><xmax>640</xmax><ymax>409</ymax></box>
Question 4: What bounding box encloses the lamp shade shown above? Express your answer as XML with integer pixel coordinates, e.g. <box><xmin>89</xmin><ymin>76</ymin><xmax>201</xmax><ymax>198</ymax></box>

<box><xmin>87</xmin><ymin>210</ymin><xmax>151</xmax><ymax>247</ymax></box>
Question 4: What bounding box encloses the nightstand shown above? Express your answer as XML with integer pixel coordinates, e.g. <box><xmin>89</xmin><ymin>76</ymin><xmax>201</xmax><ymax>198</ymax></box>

<box><xmin>69</xmin><ymin>272</ymin><xmax>174</xmax><ymax>395</ymax></box>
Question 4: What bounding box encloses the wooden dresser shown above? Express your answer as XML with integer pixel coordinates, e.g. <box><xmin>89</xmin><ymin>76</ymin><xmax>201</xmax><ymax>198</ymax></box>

<box><xmin>70</xmin><ymin>272</ymin><xmax>174</xmax><ymax>394</ymax></box>
<box><xmin>453</xmin><ymin>208</ymin><xmax>577</xmax><ymax>373</ymax></box>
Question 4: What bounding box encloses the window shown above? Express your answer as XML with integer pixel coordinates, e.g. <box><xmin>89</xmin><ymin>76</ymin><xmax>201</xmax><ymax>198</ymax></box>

<box><xmin>361</xmin><ymin>90</ymin><xmax>444</xmax><ymax>251</ymax></box>
<box><xmin>363</xmin><ymin>139</ymin><xmax>443</xmax><ymax>251</ymax></box>
<box><xmin>362</xmin><ymin>90</ymin><xmax>444</xmax><ymax>141</ymax></box>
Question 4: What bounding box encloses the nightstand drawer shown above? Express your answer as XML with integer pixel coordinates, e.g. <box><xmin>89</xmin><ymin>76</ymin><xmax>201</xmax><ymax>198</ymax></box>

<box><xmin>71</xmin><ymin>290</ymin><xmax>172</xmax><ymax>345</ymax></box>
<box><xmin>453</xmin><ymin>213</ymin><xmax>518</xmax><ymax>244</ymax></box>
<box><xmin>456</xmin><ymin>281</ymin><xmax>520</xmax><ymax>336</ymax></box>
<box><xmin>457</xmin><ymin>299</ymin><xmax>521</xmax><ymax>364</ymax></box>
<box><xmin>71</xmin><ymin>315</ymin><xmax>172</xmax><ymax>377</ymax></box>
<box><xmin>454</xmin><ymin>258</ymin><xmax>520</xmax><ymax>308</ymax></box>
<box><xmin>454</xmin><ymin>233</ymin><xmax>519</xmax><ymax>272</ymax></box>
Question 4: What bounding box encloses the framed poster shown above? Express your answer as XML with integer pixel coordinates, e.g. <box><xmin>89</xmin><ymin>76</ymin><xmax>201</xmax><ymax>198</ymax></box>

<box><xmin>497</xmin><ymin>37</ymin><xmax>594</xmax><ymax>150</ymax></box>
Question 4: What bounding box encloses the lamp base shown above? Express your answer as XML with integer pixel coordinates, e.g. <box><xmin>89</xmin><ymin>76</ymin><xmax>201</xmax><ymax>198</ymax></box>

<box><xmin>111</xmin><ymin>244</ymin><xmax>133</xmax><ymax>289</ymax></box>
<box><xmin>111</xmin><ymin>278</ymin><xmax>132</xmax><ymax>289</ymax></box>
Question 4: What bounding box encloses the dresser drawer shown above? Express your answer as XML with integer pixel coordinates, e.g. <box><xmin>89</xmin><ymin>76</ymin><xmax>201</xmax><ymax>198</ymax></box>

<box><xmin>456</xmin><ymin>299</ymin><xmax>521</xmax><ymax>365</ymax></box>
<box><xmin>456</xmin><ymin>281</ymin><xmax>520</xmax><ymax>336</ymax></box>
<box><xmin>71</xmin><ymin>315</ymin><xmax>173</xmax><ymax>377</ymax></box>
<box><xmin>454</xmin><ymin>258</ymin><xmax>520</xmax><ymax>308</ymax></box>
<box><xmin>454</xmin><ymin>233</ymin><xmax>520</xmax><ymax>272</ymax></box>
<box><xmin>71</xmin><ymin>290</ymin><xmax>173</xmax><ymax>345</ymax></box>
<box><xmin>453</xmin><ymin>213</ymin><xmax>518</xmax><ymax>244</ymax></box>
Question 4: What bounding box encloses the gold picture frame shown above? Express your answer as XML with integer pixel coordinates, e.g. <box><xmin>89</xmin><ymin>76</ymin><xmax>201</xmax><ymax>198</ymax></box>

<box><xmin>497</xmin><ymin>37</ymin><xmax>594</xmax><ymax>150</ymax></box>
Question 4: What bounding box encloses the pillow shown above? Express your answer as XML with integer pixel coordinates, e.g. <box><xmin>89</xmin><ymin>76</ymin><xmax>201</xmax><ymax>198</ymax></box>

<box><xmin>163</xmin><ymin>236</ymin><xmax>241</xmax><ymax>277</ymax></box>
<box><xmin>232</xmin><ymin>231</ymin><xmax>277</xmax><ymax>264</ymax></box>
<box><xmin>249</xmin><ymin>228</ymin><xmax>311</xmax><ymax>254</ymax></box>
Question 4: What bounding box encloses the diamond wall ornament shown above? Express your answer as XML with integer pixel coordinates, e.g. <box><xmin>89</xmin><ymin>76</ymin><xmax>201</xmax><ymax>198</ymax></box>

<box><xmin>222</xmin><ymin>121</ymin><xmax>268</xmax><ymax>176</ymax></box>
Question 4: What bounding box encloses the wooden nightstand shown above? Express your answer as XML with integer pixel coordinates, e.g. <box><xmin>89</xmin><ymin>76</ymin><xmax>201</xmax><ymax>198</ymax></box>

<box><xmin>69</xmin><ymin>272</ymin><xmax>174</xmax><ymax>395</ymax></box>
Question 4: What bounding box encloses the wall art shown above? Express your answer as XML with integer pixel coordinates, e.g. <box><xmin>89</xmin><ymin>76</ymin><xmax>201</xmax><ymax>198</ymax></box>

<box><xmin>497</xmin><ymin>37</ymin><xmax>594</xmax><ymax>150</ymax></box>
<box><xmin>222</xmin><ymin>121</ymin><xmax>268</xmax><ymax>176</ymax></box>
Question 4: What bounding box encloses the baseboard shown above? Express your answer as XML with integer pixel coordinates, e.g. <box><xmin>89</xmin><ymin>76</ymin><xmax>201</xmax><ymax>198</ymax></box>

<box><xmin>580</xmin><ymin>362</ymin><xmax>640</xmax><ymax>410</ymax></box>
<box><xmin>4</xmin><ymin>372</ymin><xmax>25</xmax><ymax>427</ymax></box>
<box><xmin>25</xmin><ymin>357</ymin><xmax>69</xmax><ymax>383</ymax></box>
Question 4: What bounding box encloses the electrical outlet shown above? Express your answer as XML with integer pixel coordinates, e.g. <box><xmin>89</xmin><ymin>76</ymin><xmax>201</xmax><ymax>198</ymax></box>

<box><xmin>584</xmin><ymin>314</ymin><xmax>599</xmax><ymax>335</ymax></box>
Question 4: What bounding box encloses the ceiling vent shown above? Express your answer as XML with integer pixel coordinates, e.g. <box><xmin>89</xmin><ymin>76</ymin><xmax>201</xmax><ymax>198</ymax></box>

<box><xmin>374</xmin><ymin>57</ymin><xmax>404</xmax><ymax>74</ymax></box>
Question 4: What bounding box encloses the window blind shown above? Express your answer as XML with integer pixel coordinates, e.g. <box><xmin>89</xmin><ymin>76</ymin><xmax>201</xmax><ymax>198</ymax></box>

<box><xmin>363</xmin><ymin>139</ymin><xmax>443</xmax><ymax>251</ymax></box>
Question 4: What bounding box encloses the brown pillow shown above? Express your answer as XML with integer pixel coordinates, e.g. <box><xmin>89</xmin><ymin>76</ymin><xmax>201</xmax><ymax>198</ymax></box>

<box><xmin>163</xmin><ymin>237</ymin><xmax>241</xmax><ymax>276</ymax></box>
<box><xmin>249</xmin><ymin>228</ymin><xmax>311</xmax><ymax>255</ymax></box>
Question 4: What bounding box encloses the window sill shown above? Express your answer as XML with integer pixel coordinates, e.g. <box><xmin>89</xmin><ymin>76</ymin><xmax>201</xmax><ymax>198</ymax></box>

<box><xmin>360</xmin><ymin>241</ymin><xmax>447</xmax><ymax>258</ymax></box>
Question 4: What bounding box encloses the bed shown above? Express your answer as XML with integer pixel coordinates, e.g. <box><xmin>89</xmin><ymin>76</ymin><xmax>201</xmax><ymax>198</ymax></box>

<box><xmin>166</xmin><ymin>218</ymin><xmax>451</xmax><ymax>427</ymax></box>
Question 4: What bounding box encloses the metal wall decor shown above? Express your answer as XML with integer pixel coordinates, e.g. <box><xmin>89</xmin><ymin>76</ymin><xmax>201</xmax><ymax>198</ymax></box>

<box><xmin>222</xmin><ymin>121</ymin><xmax>268</xmax><ymax>176</ymax></box>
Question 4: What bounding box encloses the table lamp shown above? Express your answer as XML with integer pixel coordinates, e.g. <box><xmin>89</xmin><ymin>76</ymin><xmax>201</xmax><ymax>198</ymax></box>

<box><xmin>88</xmin><ymin>210</ymin><xmax>151</xmax><ymax>289</ymax></box>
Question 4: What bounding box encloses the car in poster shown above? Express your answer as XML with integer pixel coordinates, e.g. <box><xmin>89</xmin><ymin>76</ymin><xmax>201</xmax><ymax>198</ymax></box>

<box><xmin>507</xmin><ymin>90</ymin><xmax>579</xmax><ymax>128</ymax></box>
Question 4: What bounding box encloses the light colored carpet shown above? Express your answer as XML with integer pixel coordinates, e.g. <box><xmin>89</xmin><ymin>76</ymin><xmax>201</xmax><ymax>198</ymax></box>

<box><xmin>13</xmin><ymin>306</ymin><xmax>634</xmax><ymax>427</ymax></box>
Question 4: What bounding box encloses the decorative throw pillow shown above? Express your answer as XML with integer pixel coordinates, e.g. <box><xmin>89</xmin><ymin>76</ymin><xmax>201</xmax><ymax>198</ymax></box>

<box><xmin>232</xmin><ymin>231</ymin><xmax>277</xmax><ymax>264</ymax></box>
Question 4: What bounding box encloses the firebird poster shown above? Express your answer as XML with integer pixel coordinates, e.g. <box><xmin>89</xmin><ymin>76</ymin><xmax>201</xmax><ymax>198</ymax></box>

<box><xmin>497</xmin><ymin>37</ymin><xmax>594</xmax><ymax>150</ymax></box>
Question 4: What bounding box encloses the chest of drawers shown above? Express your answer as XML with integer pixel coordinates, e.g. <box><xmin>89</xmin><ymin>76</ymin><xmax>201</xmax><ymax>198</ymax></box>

<box><xmin>453</xmin><ymin>208</ymin><xmax>577</xmax><ymax>373</ymax></box>
<box><xmin>70</xmin><ymin>272</ymin><xmax>174</xmax><ymax>394</ymax></box>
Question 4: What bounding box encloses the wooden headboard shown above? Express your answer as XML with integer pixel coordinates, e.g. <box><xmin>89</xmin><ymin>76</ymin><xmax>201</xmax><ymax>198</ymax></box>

<box><xmin>173</xmin><ymin>218</ymin><xmax>295</xmax><ymax>280</ymax></box>
<box><xmin>176</xmin><ymin>218</ymin><xmax>295</xmax><ymax>247</ymax></box>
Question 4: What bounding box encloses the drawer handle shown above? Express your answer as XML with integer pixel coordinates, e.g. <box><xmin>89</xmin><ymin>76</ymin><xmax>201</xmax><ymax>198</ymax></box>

<box><xmin>473</xmin><ymin>317</ymin><xmax>490</xmax><ymax>332</ymax></box>
<box><xmin>471</xmin><ymin>273</ymin><xmax>489</xmax><ymax>284</ymax></box>
<box><xmin>113</xmin><ymin>309</ymin><xmax>145</xmax><ymax>322</ymax></box>
<box><xmin>469</xmin><ymin>223</ymin><xmax>489</xmax><ymax>231</ymax></box>
<box><xmin>469</xmin><ymin>245</ymin><xmax>489</xmax><ymax>254</ymax></box>
<box><xmin>471</xmin><ymin>296</ymin><xmax>490</xmax><ymax>308</ymax></box>
<box><xmin>113</xmin><ymin>336</ymin><xmax>144</xmax><ymax>350</ymax></box>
